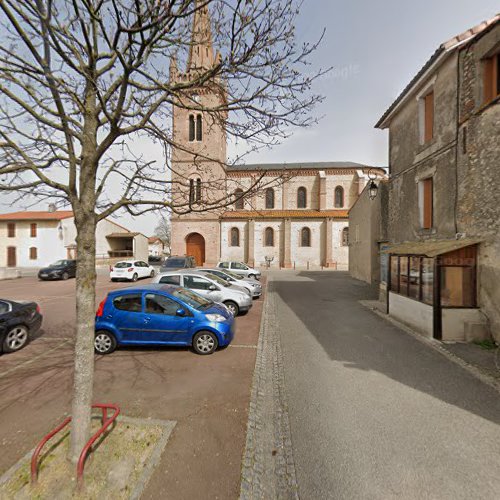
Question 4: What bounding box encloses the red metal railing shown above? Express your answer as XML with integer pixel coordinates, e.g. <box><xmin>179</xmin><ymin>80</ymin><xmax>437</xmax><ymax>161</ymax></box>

<box><xmin>30</xmin><ymin>403</ymin><xmax>120</xmax><ymax>489</ymax></box>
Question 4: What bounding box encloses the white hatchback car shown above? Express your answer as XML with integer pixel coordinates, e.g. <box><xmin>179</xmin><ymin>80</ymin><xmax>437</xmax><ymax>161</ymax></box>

<box><xmin>110</xmin><ymin>260</ymin><xmax>155</xmax><ymax>282</ymax></box>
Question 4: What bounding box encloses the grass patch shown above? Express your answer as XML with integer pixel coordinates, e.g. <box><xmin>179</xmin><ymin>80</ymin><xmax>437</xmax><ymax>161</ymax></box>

<box><xmin>1</xmin><ymin>417</ymin><xmax>165</xmax><ymax>499</ymax></box>
<box><xmin>473</xmin><ymin>339</ymin><xmax>496</xmax><ymax>350</ymax></box>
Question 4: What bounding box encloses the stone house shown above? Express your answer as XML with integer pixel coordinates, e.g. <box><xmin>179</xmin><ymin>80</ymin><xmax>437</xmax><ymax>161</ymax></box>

<box><xmin>0</xmin><ymin>209</ymin><xmax>149</xmax><ymax>268</ymax></box>
<box><xmin>169</xmin><ymin>2</ymin><xmax>385</xmax><ymax>269</ymax></box>
<box><xmin>375</xmin><ymin>15</ymin><xmax>500</xmax><ymax>342</ymax></box>
<box><xmin>148</xmin><ymin>237</ymin><xmax>165</xmax><ymax>257</ymax></box>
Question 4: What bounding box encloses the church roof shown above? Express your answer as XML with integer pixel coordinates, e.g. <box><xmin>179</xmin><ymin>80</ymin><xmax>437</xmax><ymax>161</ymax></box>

<box><xmin>227</xmin><ymin>161</ymin><xmax>384</xmax><ymax>172</ymax></box>
<box><xmin>222</xmin><ymin>210</ymin><xmax>349</xmax><ymax>219</ymax></box>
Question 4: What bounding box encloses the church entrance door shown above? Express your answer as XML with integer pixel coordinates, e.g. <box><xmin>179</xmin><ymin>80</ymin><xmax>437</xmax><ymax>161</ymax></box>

<box><xmin>186</xmin><ymin>233</ymin><xmax>205</xmax><ymax>266</ymax></box>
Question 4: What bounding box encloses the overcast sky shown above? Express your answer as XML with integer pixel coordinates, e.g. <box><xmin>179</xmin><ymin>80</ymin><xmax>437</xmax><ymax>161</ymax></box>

<box><xmin>2</xmin><ymin>0</ymin><xmax>498</xmax><ymax>236</ymax></box>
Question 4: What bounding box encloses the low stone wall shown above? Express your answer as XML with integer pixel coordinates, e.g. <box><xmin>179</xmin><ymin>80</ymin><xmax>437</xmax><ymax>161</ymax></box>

<box><xmin>0</xmin><ymin>268</ymin><xmax>21</xmax><ymax>280</ymax></box>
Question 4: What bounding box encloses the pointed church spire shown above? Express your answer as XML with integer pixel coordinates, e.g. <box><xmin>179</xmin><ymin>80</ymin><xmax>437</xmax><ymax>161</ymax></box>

<box><xmin>187</xmin><ymin>0</ymin><xmax>215</xmax><ymax>70</ymax></box>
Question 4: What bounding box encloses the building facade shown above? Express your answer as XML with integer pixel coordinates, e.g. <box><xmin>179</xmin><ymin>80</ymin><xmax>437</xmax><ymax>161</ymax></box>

<box><xmin>375</xmin><ymin>15</ymin><xmax>500</xmax><ymax>341</ymax></box>
<box><xmin>170</xmin><ymin>3</ymin><xmax>384</xmax><ymax>269</ymax></box>
<box><xmin>0</xmin><ymin>210</ymin><xmax>148</xmax><ymax>268</ymax></box>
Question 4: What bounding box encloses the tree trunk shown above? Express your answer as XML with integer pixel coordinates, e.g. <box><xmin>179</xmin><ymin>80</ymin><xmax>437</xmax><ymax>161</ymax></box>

<box><xmin>68</xmin><ymin>212</ymin><xmax>97</xmax><ymax>463</ymax></box>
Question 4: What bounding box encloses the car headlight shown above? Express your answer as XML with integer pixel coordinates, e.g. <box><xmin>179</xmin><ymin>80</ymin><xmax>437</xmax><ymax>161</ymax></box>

<box><xmin>205</xmin><ymin>313</ymin><xmax>226</xmax><ymax>323</ymax></box>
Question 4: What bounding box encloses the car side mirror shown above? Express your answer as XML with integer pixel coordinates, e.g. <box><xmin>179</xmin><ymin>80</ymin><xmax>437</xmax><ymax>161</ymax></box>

<box><xmin>208</xmin><ymin>285</ymin><xmax>217</xmax><ymax>291</ymax></box>
<box><xmin>176</xmin><ymin>308</ymin><xmax>186</xmax><ymax>317</ymax></box>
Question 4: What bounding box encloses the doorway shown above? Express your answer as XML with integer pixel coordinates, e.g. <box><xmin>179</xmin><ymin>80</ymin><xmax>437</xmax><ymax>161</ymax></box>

<box><xmin>186</xmin><ymin>233</ymin><xmax>206</xmax><ymax>266</ymax></box>
<box><xmin>7</xmin><ymin>246</ymin><xmax>16</xmax><ymax>267</ymax></box>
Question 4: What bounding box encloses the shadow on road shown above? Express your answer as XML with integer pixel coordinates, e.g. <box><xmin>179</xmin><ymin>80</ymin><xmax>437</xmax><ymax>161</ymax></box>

<box><xmin>273</xmin><ymin>271</ymin><xmax>500</xmax><ymax>425</ymax></box>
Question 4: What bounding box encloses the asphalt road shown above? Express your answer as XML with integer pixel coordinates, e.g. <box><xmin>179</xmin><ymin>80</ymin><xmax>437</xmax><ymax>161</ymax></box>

<box><xmin>272</xmin><ymin>271</ymin><xmax>500</xmax><ymax>500</ymax></box>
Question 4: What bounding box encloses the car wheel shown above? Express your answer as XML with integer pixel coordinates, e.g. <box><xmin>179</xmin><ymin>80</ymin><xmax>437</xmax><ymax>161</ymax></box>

<box><xmin>94</xmin><ymin>331</ymin><xmax>117</xmax><ymax>355</ymax></box>
<box><xmin>62</xmin><ymin>272</ymin><xmax>69</xmax><ymax>280</ymax></box>
<box><xmin>110</xmin><ymin>278</ymin><xmax>117</xmax><ymax>282</ymax></box>
<box><xmin>131</xmin><ymin>273</ymin><xmax>138</xmax><ymax>282</ymax></box>
<box><xmin>3</xmin><ymin>325</ymin><xmax>29</xmax><ymax>353</ymax></box>
<box><xmin>224</xmin><ymin>301</ymin><xmax>239</xmax><ymax>316</ymax></box>
<box><xmin>150</xmin><ymin>270</ymin><xmax>155</xmax><ymax>278</ymax></box>
<box><xmin>193</xmin><ymin>331</ymin><xmax>218</xmax><ymax>355</ymax></box>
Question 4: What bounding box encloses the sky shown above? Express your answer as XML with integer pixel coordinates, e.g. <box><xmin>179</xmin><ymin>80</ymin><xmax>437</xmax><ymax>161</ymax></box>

<box><xmin>2</xmin><ymin>0</ymin><xmax>499</xmax><ymax>236</ymax></box>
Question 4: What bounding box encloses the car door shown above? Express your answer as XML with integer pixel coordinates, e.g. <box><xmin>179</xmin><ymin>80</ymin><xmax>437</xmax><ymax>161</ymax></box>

<box><xmin>69</xmin><ymin>261</ymin><xmax>77</xmax><ymax>277</ymax></box>
<box><xmin>182</xmin><ymin>275</ymin><xmax>223</xmax><ymax>302</ymax></box>
<box><xmin>133</xmin><ymin>261</ymin><xmax>145</xmax><ymax>278</ymax></box>
<box><xmin>143</xmin><ymin>293</ymin><xmax>192</xmax><ymax>344</ymax></box>
<box><xmin>230</xmin><ymin>262</ymin><xmax>248</xmax><ymax>277</ymax></box>
<box><xmin>110</xmin><ymin>293</ymin><xmax>145</xmax><ymax>343</ymax></box>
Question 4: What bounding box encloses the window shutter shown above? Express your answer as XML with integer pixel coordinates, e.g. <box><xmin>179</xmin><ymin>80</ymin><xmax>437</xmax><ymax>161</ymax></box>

<box><xmin>424</xmin><ymin>91</ymin><xmax>434</xmax><ymax>142</ymax></box>
<box><xmin>422</xmin><ymin>178</ymin><xmax>433</xmax><ymax>229</ymax></box>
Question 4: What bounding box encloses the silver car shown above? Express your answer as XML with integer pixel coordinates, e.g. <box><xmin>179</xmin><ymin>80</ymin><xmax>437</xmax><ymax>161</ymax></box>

<box><xmin>216</xmin><ymin>261</ymin><xmax>261</xmax><ymax>280</ymax></box>
<box><xmin>198</xmin><ymin>268</ymin><xmax>262</xmax><ymax>299</ymax></box>
<box><xmin>152</xmin><ymin>270</ymin><xmax>252</xmax><ymax>316</ymax></box>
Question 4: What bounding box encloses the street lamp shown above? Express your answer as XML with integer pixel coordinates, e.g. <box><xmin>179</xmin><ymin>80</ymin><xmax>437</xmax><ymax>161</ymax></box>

<box><xmin>368</xmin><ymin>169</ymin><xmax>379</xmax><ymax>200</ymax></box>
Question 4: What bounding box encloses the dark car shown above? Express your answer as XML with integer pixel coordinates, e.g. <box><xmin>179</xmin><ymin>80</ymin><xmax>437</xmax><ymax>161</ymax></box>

<box><xmin>160</xmin><ymin>255</ymin><xmax>196</xmax><ymax>272</ymax></box>
<box><xmin>94</xmin><ymin>284</ymin><xmax>234</xmax><ymax>355</ymax></box>
<box><xmin>0</xmin><ymin>299</ymin><xmax>43</xmax><ymax>353</ymax></box>
<box><xmin>38</xmin><ymin>259</ymin><xmax>76</xmax><ymax>281</ymax></box>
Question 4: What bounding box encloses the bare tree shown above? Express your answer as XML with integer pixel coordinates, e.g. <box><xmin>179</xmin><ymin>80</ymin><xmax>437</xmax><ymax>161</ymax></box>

<box><xmin>0</xmin><ymin>0</ymin><xmax>327</xmax><ymax>462</ymax></box>
<box><xmin>154</xmin><ymin>214</ymin><xmax>171</xmax><ymax>254</ymax></box>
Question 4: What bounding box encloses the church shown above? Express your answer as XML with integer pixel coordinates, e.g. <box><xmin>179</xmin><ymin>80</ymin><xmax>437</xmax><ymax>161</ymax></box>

<box><xmin>170</xmin><ymin>3</ymin><xmax>384</xmax><ymax>269</ymax></box>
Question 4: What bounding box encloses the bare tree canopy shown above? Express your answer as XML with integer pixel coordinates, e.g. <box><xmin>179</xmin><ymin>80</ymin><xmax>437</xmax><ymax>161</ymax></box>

<box><xmin>0</xmin><ymin>0</ymin><xmax>326</xmax><ymax>463</ymax></box>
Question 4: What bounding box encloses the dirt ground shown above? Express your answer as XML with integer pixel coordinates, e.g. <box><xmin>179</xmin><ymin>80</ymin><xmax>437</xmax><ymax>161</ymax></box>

<box><xmin>0</xmin><ymin>274</ymin><xmax>265</xmax><ymax>499</ymax></box>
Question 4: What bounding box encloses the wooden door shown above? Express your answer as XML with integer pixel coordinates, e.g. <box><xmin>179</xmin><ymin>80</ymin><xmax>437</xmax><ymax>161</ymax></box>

<box><xmin>7</xmin><ymin>246</ymin><xmax>16</xmax><ymax>267</ymax></box>
<box><xmin>186</xmin><ymin>233</ymin><xmax>205</xmax><ymax>266</ymax></box>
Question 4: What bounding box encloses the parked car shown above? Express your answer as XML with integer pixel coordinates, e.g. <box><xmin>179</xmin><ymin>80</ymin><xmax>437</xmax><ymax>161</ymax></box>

<box><xmin>38</xmin><ymin>259</ymin><xmax>76</xmax><ymax>281</ymax></box>
<box><xmin>94</xmin><ymin>284</ymin><xmax>234</xmax><ymax>355</ymax></box>
<box><xmin>160</xmin><ymin>255</ymin><xmax>196</xmax><ymax>272</ymax></box>
<box><xmin>0</xmin><ymin>299</ymin><xmax>43</xmax><ymax>353</ymax></box>
<box><xmin>216</xmin><ymin>261</ymin><xmax>261</xmax><ymax>280</ymax></box>
<box><xmin>152</xmin><ymin>270</ymin><xmax>252</xmax><ymax>316</ymax></box>
<box><xmin>110</xmin><ymin>260</ymin><xmax>155</xmax><ymax>282</ymax></box>
<box><xmin>148</xmin><ymin>255</ymin><xmax>162</xmax><ymax>264</ymax></box>
<box><xmin>197</xmin><ymin>268</ymin><xmax>262</xmax><ymax>299</ymax></box>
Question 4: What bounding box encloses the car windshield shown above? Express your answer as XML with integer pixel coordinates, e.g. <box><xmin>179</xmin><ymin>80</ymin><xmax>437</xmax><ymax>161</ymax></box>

<box><xmin>204</xmin><ymin>273</ymin><xmax>230</xmax><ymax>287</ymax></box>
<box><xmin>50</xmin><ymin>260</ymin><xmax>67</xmax><ymax>267</ymax></box>
<box><xmin>222</xmin><ymin>270</ymin><xmax>243</xmax><ymax>280</ymax></box>
<box><xmin>115</xmin><ymin>262</ymin><xmax>132</xmax><ymax>268</ymax></box>
<box><xmin>171</xmin><ymin>287</ymin><xmax>212</xmax><ymax>309</ymax></box>
<box><xmin>164</xmin><ymin>258</ymin><xmax>185</xmax><ymax>267</ymax></box>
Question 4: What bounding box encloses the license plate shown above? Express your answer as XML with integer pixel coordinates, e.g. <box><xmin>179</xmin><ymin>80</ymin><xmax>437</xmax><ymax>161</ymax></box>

<box><xmin>40</xmin><ymin>274</ymin><xmax>48</xmax><ymax>277</ymax></box>
<box><xmin>115</xmin><ymin>270</ymin><xmax>124</xmax><ymax>274</ymax></box>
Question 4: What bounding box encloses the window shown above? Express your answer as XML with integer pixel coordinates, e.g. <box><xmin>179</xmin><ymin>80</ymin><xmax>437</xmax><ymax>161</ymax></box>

<box><xmin>113</xmin><ymin>294</ymin><xmax>142</xmax><ymax>312</ymax></box>
<box><xmin>7</xmin><ymin>223</ymin><xmax>15</xmax><ymax>237</ymax></box>
<box><xmin>29</xmin><ymin>247</ymin><xmax>37</xmax><ymax>260</ymax></box>
<box><xmin>184</xmin><ymin>275</ymin><xmax>214</xmax><ymax>291</ymax></box>
<box><xmin>422</xmin><ymin>258</ymin><xmax>434</xmax><ymax>305</ymax></box>
<box><xmin>297</xmin><ymin>187</ymin><xmax>307</xmax><ymax>208</ymax></box>
<box><xmin>342</xmin><ymin>227</ymin><xmax>349</xmax><ymax>246</ymax></box>
<box><xmin>219</xmin><ymin>262</ymin><xmax>229</xmax><ymax>269</ymax></box>
<box><xmin>300</xmin><ymin>227</ymin><xmax>311</xmax><ymax>247</ymax></box>
<box><xmin>230</xmin><ymin>227</ymin><xmax>240</xmax><ymax>247</ymax></box>
<box><xmin>159</xmin><ymin>275</ymin><xmax>181</xmax><ymax>285</ymax></box>
<box><xmin>265</xmin><ymin>188</ymin><xmax>275</xmax><ymax>209</ymax></box>
<box><xmin>334</xmin><ymin>186</ymin><xmax>344</xmax><ymax>208</ymax></box>
<box><xmin>483</xmin><ymin>53</ymin><xmax>500</xmax><ymax>104</ymax></box>
<box><xmin>30</xmin><ymin>223</ymin><xmax>37</xmax><ymax>238</ymax></box>
<box><xmin>196</xmin><ymin>178</ymin><xmax>202</xmax><ymax>202</ymax></box>
<box><xmin>423</xmin><ymin>90</ymin><xmax>434</xmax><ymax>143</ymax></box>
<box><xmin>439</xmin><ymin>246</ymin><xmax>476</xmax><ymax>307</ymax></box>
<box><xmin>264</xmin><ymin>227</ymin><xmax>274</xmax><ymax>247</ymax></box>
<box><xmin>232</xmin><ymin>262</ymin><xmax>248</xmax><ymax>270</ymax></box>
<box><xmin>189</xmin><ymin>179</ymin><xmax>195</xmax><ymax>204</ymax></box>
<box><xmin>196</xmin><ymin>115</ymin><xmax>203</xmax><ymax>141</ymax></box>
<box><xmin>0</xmin><ymin>300</ymin><xmax>11</xmax><ymax>314</ymax></box>
<box><xmin>189</xmin><ymin>115</ymin><xmax>195</xmax><ymax>142</ymax></box>
<box><xmin>145</xmin><ymin>294</ymin><xmax>179</xmax><ymax>315</ymax></box>
<box><xmin>418</xmin><ymin>178</ymin><xmax>433</xmax><ymax>229</ymax></box>
<box><xmin>234</xmin><ymin>189</ymin><xmax>244</xmax><ymax>210</ymax></box>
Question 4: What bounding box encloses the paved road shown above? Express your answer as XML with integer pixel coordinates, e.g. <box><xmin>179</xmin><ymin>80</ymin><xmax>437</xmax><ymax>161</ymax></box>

<box><xmin>272</xmin><ymin>271</ymin><xmax>500</xmax><ymax>499</ymax></box>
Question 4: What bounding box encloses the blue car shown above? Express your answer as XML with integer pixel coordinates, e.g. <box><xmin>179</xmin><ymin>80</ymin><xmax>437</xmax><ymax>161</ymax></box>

<box><xmin>94</xmin><ymin>284</ymin><xmax>234</xmax><ymax>355</ymax></box>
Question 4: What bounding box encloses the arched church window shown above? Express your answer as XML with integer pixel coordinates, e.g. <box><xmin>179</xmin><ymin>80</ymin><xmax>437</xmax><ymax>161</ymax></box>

<box><xmin>230</xmin><ymin>228</ymin><xmax>240</xmax><ymax>247</ymax></box>
<box><xmin>301</xmin><ymin>227</ymin><xmax>311</xmax><ymax>247</ymax></box>
<box><xmin>335</xmin><ymin>186</ymin><xmax>344</xmax><ymax>208</ymax></box>
<box><xmin>297</xmin><ymin>187</ymin><xmax>307</xmax><ymax>208</ymax></box>
<box><xmin>234</xmin><ymin>189</ymin><xmax>244</xmax><ymax>210</ymax></box>
<box><xmin>196</xmin><ymin>178</ymin><xmax>202</xmax><ymax>202</ymax></box>
<box><xmin>265</xmin><ymin>188</ymin><xmax>275</xmax><ymax>209</ymax></box>
<box><xmin>189</xmin><ymin>115</ymin><xmax>195</xmax><ymax>142</ymax></box>
<box><xmin>342</xmin><ymin>227</ymin><xmax>349</xmax><ymax>246</ymax></box>
<box><xmin>264</xmin><ymin>227</ymin><xmax>274</xmax><ymax>247</ymax></box>
<box><xmin>196</xmin><ymin>115</ymin><xmax>203</xmax><ymax>141</ymax></box>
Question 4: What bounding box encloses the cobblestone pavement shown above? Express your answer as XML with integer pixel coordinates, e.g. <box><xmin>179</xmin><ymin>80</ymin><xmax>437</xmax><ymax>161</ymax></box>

<box><xmin>240</xmin><ymin>278</ymin><xmax>299</xmax><ymax>499</ymax></box>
